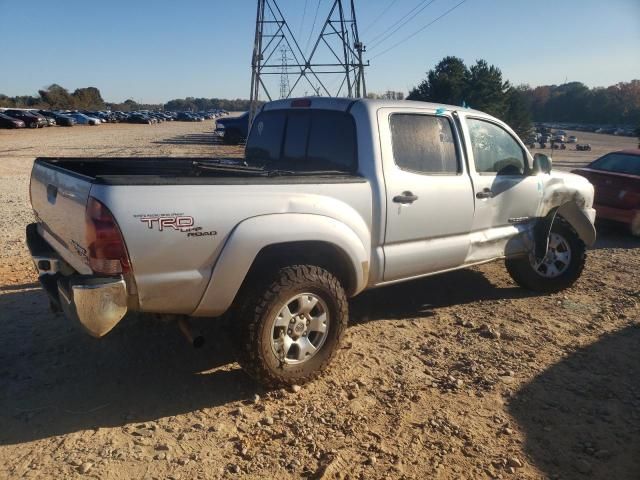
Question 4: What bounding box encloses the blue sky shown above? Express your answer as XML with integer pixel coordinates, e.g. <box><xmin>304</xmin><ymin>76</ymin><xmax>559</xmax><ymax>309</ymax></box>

<box><xmin>1</xmin><ymin>0</ymin><xmax>638</xmax><ymax>103</ymax></box>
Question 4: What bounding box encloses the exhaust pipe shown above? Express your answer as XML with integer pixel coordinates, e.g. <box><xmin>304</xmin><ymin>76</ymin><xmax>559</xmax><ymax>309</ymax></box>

<box><xmin>178</xmin><ymin>318</ymin><xmax>205</xmax><ymax>349</ymax></box>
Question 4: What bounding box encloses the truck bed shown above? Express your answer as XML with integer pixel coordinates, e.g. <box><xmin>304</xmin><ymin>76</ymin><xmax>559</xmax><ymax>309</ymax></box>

<box><xmin>36</xmin><ymin>157</ymin><xmax>366</xmax><ymax>185</ymax></box>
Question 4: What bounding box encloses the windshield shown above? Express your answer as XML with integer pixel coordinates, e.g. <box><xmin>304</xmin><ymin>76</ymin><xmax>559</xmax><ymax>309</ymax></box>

<box><xmin>590</xmin><ymin>153</ymin><xmax>640</xmax><ymax>176</ymax></box>
<box><xmin>245</xmin><ymin>109</ymin><xmax>357</xmax><ymax>173</ymax></box>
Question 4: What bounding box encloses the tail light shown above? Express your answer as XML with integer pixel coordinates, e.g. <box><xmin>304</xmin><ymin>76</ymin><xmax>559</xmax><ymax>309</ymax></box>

<box><xmin>85</xmin><ymin>197</ymin><xmax>131</xmax><ymax>275</ymax></box>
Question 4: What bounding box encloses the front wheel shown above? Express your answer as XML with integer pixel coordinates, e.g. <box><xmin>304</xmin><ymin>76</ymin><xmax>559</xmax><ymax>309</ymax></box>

<box><xmin>506</xmin><ymin>221</ymin><xmax>586</xmax><ymax>293</ymax></box>
<box><xmin>235</xmin><ymin>265</ymin><xmax>348</xmax><ymax>387</ymax></box>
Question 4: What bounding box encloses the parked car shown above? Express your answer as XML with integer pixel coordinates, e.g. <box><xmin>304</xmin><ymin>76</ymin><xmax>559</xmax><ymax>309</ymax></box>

<box><xmin>216</xmin><ymin>111</ymin><xmax>250</xmax><ymax>144</ymax></box>
<box><xmin>3</xmin><ymin>109</ymin><xmax>47</xmax><ymax>128</ymax></box>
<box><xmin>567</xmin><ymin>135</ymin><xmax>578</xmax><ymax>143</ymax></box>
<box><xmin>126</xmin><ymin>113</ymin><xmax>154</xmax><ymax>124</ymax></box>
<box><xmin>66</xmin><ymin>112</ymin><xmax>101</xmax><ymax>125</ymax></box>
<box><xmin>572</xmin><ymin>149</ymin><xmax>640</xmax><ymax>236</ymax></box>
<box><xmin>576</xmin><ymin>144</ymin><xmax>592</xmax><ymax>151</ymax></box>
<box><xmin>39</xmin><ymin>110</ymin><xmax>76</xmax><ymax>127</ymax></box>
<box><xmin>29</xmin><ymin>111</ymin><xmax>55</xmax><ymax>127</ymax></box>
<box><xmin>26</xmin><ymin>97</ymin><xmax>597</xmax><ymax>387</ymax></box>
<box><xmin>0</xmin><ymin>112</ymin><xmax>26</xmax><ymax>128</ymax></box>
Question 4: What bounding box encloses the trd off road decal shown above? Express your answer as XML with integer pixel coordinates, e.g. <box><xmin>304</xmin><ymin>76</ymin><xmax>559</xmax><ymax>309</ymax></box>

<box><xmin>133</xmin><ymin>213</ymin><xmax>217</xmax><ymax>238</ymax></box>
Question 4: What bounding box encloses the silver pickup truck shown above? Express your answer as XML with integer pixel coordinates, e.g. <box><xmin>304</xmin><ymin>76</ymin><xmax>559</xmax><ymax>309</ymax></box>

<box><xmin>27</xmin><ymin>97</ymin><xmax>596</xmax><ymax>386</ymax></box>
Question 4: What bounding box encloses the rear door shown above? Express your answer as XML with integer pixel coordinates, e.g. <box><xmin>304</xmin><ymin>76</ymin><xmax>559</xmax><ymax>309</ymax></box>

<box><xmin>379</xmin><ymin>108</ymin><xmax>475</xmax><ymax>281</ymax></box>
<box><xmin>457</xmin><ymin>113</ymin><xmax>542</xmax><ymax>232</ymax></box>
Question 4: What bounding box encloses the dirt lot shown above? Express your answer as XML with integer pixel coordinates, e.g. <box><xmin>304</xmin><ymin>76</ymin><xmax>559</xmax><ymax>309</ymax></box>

<box><xmin>1</xmin><ymin>122</ymin><xmax>639</xmax><ymax>480</ymax></box>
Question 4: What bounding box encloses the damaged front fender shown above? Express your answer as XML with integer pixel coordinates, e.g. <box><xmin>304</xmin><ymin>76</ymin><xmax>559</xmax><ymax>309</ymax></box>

<box><xmin>534</xmin><ymin>172</ymin><xmax>597</xmax><ymax>249</ymax></box>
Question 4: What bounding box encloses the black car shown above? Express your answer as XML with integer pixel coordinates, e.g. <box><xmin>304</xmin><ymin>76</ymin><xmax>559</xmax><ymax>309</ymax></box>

<box><xmin>3</xmin><ymin>109</ymin><xmax>47</xmax><ymax>128</ymax></box>
<box><xmin>126</xmin><ymin>113</ymin><xmax>153</xmax><ymax>124</ymax></box>
<box><xmin>176</xmin><ymin>112</ymin><xmax>199</xmax><ymax>121</ymax></box>
<box><xmin>29</xmin><ymin>111</ymin><xmax>55</xmax><ymax>126</ymax></box>
<box><xmin>0</xmin><ymin>112</ymin><xmax>26</xmax><ymax>128</ymax></box>
<box><xmin>39</xmin><ymin>110</ymin><xmax>76</xmax><ymax>127</ymax></box>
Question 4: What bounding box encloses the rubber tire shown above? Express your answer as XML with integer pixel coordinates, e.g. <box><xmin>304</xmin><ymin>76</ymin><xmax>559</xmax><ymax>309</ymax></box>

<box><xmin>506</xmin><ymin>221</ymin><xmax>586</xmax><ymax>293</ymax></box>
<box><xmin>29</xmin><ymin>122</ymin><xmax>37</xmax><ymax>129</ymax></box>
<box><xmin>235</xmin><ymin>265</ymin><xmax>348</xmax><ymax>387</ymax></box>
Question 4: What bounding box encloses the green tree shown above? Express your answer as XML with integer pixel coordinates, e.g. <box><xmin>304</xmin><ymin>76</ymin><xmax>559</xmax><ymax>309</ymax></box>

<box><xmin>72</xmin><ymin>87</ymin><xmax>105</xmax><ymax>110</ymax></box>
<box><xmin>464</xmin><ymin>59</ymin><xmax>510</xmax><ymax>117</ymax></box>
<box><xmin>503</xmin><ymin>86</ymin><xmax>532</xmax><ymax>139</ymax></box>
<box><xmin>38</xmin><ymin>84</ymin><xmax>75</xmax><ymax>109</ymax></box>
<box><xmin>408</xmin><ymin>56</ymin><xmax>469</xmax><ymax>106</ymax></box>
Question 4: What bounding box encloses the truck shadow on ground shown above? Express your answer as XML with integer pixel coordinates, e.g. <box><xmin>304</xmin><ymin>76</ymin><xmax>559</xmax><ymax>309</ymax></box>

<box><xmin>152</xmin><ymin>133</ymin><xmax>224</xmax><ymax>146</ymax></box>
<box><xmin>350</xmin><ymin>268</ymin><xmax>538</xmax><ymax>324</ymax></box>
<box><xmin>509</xmin><ymin>324</ymin><xmax>640</xmax><ymax>479</ymax></box>
<box><xmin>0</xmin><ymin>268</ymin><xmax>537</xmax><ymax>446</ymax></box>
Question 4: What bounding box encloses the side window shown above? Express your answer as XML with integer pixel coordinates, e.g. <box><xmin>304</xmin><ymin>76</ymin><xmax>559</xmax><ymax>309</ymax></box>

<box><xmin>467</xmin><ymin>118</ymin><xmax>527</xmax><ymax>175</ymax></box>
<box><xmin>390</xmin><ymin>114</ymin><xmax>459</xmax><ymax>174</ymax></box>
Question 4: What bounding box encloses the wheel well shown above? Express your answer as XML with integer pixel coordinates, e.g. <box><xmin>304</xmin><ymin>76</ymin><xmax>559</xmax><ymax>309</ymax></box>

<box><xmin>243</xmin><ymin>241</ymin><xmax>356</xmax><ymax>296</ymax></box>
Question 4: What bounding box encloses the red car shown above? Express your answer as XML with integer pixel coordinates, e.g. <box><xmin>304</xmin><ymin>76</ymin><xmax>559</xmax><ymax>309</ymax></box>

<box><xmin>572</xmin><ymin>149</ymin><xmax>640</xmax><ymax>236</ymax></box>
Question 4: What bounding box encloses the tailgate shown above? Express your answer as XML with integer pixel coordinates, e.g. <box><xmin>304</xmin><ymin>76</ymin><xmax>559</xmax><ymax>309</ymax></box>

<box><xmin>30</xmin><ymin>160</ymin><xmax>93</xmax><ymax>274</ymax></box>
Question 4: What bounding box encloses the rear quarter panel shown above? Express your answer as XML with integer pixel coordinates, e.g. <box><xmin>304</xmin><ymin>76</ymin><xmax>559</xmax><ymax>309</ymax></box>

<box><xmin>90</xmin><ymin>181</ymin><xmax>372</xmax><ymax>315</ymax></box>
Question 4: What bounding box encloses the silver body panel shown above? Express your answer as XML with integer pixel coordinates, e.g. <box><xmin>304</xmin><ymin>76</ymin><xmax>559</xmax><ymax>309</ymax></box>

<box><xmin>29</xmin><ymin>98</ymin><xmax>596</xmax><ymax>323</ymax></box>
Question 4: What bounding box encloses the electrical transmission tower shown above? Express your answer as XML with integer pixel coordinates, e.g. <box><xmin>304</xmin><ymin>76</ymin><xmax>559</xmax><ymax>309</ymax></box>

<box><xmin>279</xmin><ymin>47</ymin><xmax>290</xmax><ymax>99</ymax></box>
<box><xmin>249</xmin><ymin>0</ymin><xmax>367</xmax><ymax>124</ymax></box>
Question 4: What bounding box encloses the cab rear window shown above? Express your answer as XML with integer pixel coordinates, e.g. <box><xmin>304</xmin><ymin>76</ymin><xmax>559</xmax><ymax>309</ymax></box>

<box><xmin>246</xmin><ymin>109</ymin><xmax>357</xmax><ymax>172</ymax></box>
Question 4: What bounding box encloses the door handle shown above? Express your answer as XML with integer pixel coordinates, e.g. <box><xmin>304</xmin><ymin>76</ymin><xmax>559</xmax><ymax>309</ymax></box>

<box><xmin>393</xmin><ymin>191</ymin><xmax>419</xmax><ymax>204</ymax></box>
<box><xmin>475</xmin><ymin>188</ymin><xmax>493</xmax><ymax>199</ymax></box>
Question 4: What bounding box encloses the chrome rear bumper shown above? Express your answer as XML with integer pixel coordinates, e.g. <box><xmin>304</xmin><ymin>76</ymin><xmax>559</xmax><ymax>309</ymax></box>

<box><xmin>57</xmin><ymin>276</ymin><xmax>128</xmax><ymax>337</ymax></box>
<box><xmin>26</xmin><ymin>223</ymin><xmax>128</xmax><ymax>337</ymax></box>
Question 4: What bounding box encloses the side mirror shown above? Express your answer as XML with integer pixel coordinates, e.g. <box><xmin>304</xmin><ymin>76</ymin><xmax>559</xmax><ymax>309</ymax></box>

<box><xmin>532</xmin><ymin>153</ymin><xmax>552</xmax><ymax>174</ymax></box>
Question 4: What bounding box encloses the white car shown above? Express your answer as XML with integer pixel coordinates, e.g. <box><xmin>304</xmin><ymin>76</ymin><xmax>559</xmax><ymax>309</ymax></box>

<box><xmin>567</xmin><ymin>135</ymin><xmax>578</xmax><ymax>143</ymax></box>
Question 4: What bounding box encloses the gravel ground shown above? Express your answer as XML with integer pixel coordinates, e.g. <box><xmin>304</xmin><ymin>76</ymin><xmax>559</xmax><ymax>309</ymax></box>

<box><xmin>0</xmin><ymin>122</ymin><xmax>639</xmax><ymax>480</ymax></box>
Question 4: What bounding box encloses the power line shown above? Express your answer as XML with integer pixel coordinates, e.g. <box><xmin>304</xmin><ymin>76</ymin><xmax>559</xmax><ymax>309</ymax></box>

<box><xmin>368</xmin><ymin>0</ymin><xmax>438</xmax><ymax>51</ymax></box>
<box><xmin>304</xmin><ymin>0</ymin><xmax>324</xmax><ymax>55</ymax></box>
<box><xmin>360</xmin><ymin>0</ymin><xmax>399</xmax><ymax>35</ymax></box>
<box><xmin>369</xmin><ymin>0</ymin><xmax>469</xmax><ymax>60</ymax></box>
<box><xmin>366</xmin><ymin>0</ymin><xmax>432</xmax><ymax>47</ymax></box>
<box><xmin>297</xmin><ymin>0</ymin><xmax>310</xmax><ymax>38</ymax></box>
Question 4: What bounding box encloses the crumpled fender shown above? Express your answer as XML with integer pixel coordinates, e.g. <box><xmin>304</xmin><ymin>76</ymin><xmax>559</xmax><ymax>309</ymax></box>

<box><xmin>191</xmin><ymin>213</ymin><xmax>370</xmax><ymax>317</ymax></box>
<box><xmin>534</xmin><ymin>172</ymin><xmax>597</xmax><ymax>249</ymax></box>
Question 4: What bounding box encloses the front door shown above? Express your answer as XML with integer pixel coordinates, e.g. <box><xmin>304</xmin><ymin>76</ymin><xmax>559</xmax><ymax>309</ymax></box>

<box><xmin>458</xmin><ymin>114</ymin><xmax>542</xmax><ymax>234</ymax></box>
<box><xmin>379</xmin><ymin>108</ymin><xmax>475</xmax><ymax>281</ymax></box>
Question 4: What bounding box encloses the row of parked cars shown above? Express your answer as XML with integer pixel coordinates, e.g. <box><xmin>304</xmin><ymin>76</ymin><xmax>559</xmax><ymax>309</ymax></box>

<box><xmin>0</xmin><ymin>108</ymin><xmax>228</xmax><ymax>129</ymax></box>
<box><xmin>538</xmin><ymin>123</ymin><xmax>636</xmax><ymax>137</ymax></box>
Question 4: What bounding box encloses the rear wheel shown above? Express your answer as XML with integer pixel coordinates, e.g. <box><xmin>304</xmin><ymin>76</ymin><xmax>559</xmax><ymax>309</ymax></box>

<box><xmin>506</xmin><ymin>221</ymin><xmax>586</xmax><ymax>293</ymax></box>
<box><xmin>235</xmin><ymin>265</ymin><xmax>348</xmax><ymax>387</ymax></box>
<box><xmin>29</xmin><ymin>122</ymin><xmax>37</xmax><ymax>129</ymax></box>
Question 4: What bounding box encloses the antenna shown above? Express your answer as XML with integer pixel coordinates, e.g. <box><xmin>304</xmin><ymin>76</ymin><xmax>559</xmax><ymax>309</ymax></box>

<box><xmin>249</xmin><ymin>0</ymin><xmax>367</xmax><ymax>125</ymax></box>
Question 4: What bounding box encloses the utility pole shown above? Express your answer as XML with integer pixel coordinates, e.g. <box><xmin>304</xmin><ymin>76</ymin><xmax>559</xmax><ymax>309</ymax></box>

<box><xmin>248</xmin><ymin>0</ymin><xmax>368</xmax><ymax>126</ymax></box>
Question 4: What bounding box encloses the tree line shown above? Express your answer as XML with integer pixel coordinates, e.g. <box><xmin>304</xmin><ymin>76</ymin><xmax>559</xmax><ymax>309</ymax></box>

<box><xmin>407</xmin><ymin>56</ymin><xmax>640</xmax><ymax>138</ymax></box>
<box><xmin>0</xmin><ymin>85</ymin><xmax>256</xmax><ymax>112</ymax></box>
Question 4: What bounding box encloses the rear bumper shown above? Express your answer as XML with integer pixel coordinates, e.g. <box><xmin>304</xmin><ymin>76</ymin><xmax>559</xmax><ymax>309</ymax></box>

<box><xmin>26</xmin><ymin>223</ymin><xmax>128</xmax><ymax>337</ymax></box>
